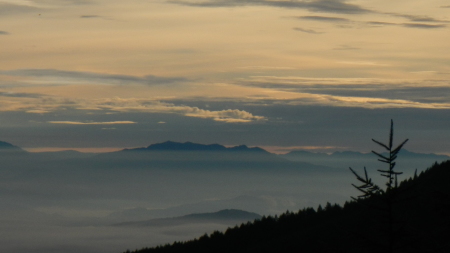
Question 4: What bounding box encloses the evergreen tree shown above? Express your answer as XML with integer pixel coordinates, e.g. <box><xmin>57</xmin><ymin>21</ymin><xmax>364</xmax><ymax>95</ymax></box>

<box><xmin>349</xmin><ymin>120</ymin><xmax>408</xmax><ymax>253</ymax></box>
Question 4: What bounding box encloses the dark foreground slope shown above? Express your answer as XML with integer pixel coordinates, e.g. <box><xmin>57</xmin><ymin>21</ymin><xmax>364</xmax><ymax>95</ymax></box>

<box><xmin>126</xmin><ymin>160</ymin><xmax>450</xmax><ymax>253</ymax></box>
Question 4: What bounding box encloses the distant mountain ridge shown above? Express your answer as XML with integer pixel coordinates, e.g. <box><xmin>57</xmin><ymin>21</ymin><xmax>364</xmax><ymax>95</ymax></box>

<box><xmin>1</xmin><ymin>140</ymin><xmax>448</xmax><ymax>160</ymax></box>
<box><xmin>0</xmin><ymin>141</ymin><xmax>24</xmax><ymax>151</ymax></box>
<box><xmin>283</xmin><ymin>149</ymin><xmax>449</xmax><ymax>160</ymax></box>
<box><xmin>96</xmin><ymin>140</ymin><xmax>314</xmax><ymax>171</ymax></box>
<box><xmin>1</xmin><ymin>139</ymin><xmax>448</xmax><ymax>176</ymax></box>
<box><xmin>106</xmin><ymin>195</ymin><xmax>278</xmax><ymax>222</ymax></box>
<box><xmin>280</xmin><ymin>149</ymin><xmax>450</xmax><ymax>176</ymax></box>
<box><xmin>114</xmin><ymin>209</ymin><xmax>262</xmax><ymax>227</ymax></box>
<box><xmin>122</xmin><ymin>141</ymin><xmax>267</xmax><ymax>153</ymax></box>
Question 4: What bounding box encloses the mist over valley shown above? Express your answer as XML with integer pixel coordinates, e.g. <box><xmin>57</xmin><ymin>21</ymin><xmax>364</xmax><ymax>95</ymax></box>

<box><xmin>1</xmin><ymin>140</ymin><xmax>447</xmax><ymax>253</ymax></box>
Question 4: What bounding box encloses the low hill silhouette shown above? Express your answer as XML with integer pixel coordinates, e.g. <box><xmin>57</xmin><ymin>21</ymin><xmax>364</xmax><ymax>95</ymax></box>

<box><xmin>125</xmin><ymin>160</ymin><xmax>450</xmax><ymax>253</ymax></box>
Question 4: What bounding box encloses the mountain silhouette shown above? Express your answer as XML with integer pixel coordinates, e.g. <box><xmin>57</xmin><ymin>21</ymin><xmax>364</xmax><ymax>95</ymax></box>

<box><xmin>114</xmin><ymin>209</ymin><xmax>261</xmax><ymax>227</ymax></box>
<box><xmin>88</xmin><ymin>141</ymin><xmax>329</xmax><ymax>173</ymax></box>
<box><xmin>0</xmin><ymin>141</ymin><xmax>25</xmax><ymax>152</ymax></box>
<box><xmin>106</xmin><ymin>196</ymin><xmax>277</xmax><ymax>222</ymax></box>
<box><xmin>122</xmin><ymin>141</ymin><xmax>267</xmax><ymax>153</ymax></box>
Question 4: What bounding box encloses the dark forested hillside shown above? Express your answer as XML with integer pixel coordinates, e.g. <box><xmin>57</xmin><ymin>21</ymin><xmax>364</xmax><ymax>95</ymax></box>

<box><xmin>126</xmin><ymin>160</ymin><xmax>450</xmax><ymax>253</ymax></box>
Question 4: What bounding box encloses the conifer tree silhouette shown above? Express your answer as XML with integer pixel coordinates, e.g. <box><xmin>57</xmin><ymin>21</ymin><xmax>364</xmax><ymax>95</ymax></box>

<box><xmin>349</xmin><ymin>119</ymin><xmax>409</xmax><ymax>253</ymax></box>
<box><xmin>350</xmin><ymin>120</ymin><xmax>408</xmax><ymax>197</ymax></box>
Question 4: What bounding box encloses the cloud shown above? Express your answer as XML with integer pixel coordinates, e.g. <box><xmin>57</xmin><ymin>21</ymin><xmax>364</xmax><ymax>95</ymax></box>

<box><xmin>0</xmin><ymin>1</ymin><xmax>91</xmax><ymax>15</ymax></box>
<box><xmin>0</xmin><ymin>31</ymin><xmax>10</xmax><ymax>35</ymax></box>
<box><xmin>168</xmin><ymin>0</ymin><xmax>371</xmax><ymax>14</ymax></box>
<box><xmin>293</xmin><ymin>27</ymin><xmax>323</xmax><ymax>34</ymax></box>
<box><xmin>402</xmin><ymin>23</ymin><xmax>446</xmax><ymax>29</ymax></box>
<box><xmin>285</xmin><ymin>95</ymin><xmax>450</xmax><ymax>109</ymax></box>
<box><xmin>96</xmin><ymin>99</ymin><xmax>266</xmax><ymax>123</ymax></box>
<box><xmin>441</xmin><ymin>5</ymin><xmax>450</xmax><ymax>8</ymax></box>
<box><xmin>0</xmin><ymin>96</ymin><xmax>266</xmax><ymax>123</ymax></box>
<box><xmin>365</xmin><ymin>21</ymin><xmax>446</xmax><ymax>29</ymax></box>
<box><xmin>337</xmin><ymin>61</ymin><xmax>389</xmax><ymax>66</ymax></box>
<box><xmin>296</xmin><ymin>15</ymin><xmax>350</xmax><ymax>22</ymax></box>
<box><xmin>0</xmin><ymin>69</ymin><xmax>188</xmax><ymax>86</ymax></box>
<box><xmin>332</xmin><ymin>45</ymin><xmax>360</xmax><ymax>50</ymax></box>
<box><xmin>239</xmin><ymin>66</ymin><xmax>296</xmax><ymax>70</ymax></box>
<box><xmin>79</xmin><ymin>15</ymin><xmax>114</xmax><ymax>20</ymax></box>
<box><xmin>33</xmin><ymin>0</ymin><xmax>92</xmax><ymax>6</ymax></box>
<box><xmin>80</xmin><ymin>15</ymin><xmax>100</xmax><ymax>18</ymax></box>
<box><xmin>294</xmin><ymin>14</ymin><xmax>447</xmax><ymax>30</ymax></box>
<box><xmin>48</xmin><ymin>121</ymin><xmax>136</xmax><ymax>125</ymax></box>
<box><xmin>387</xmin><ymin>13</ymin><xmax>449</xmax><ymax>23</ymax></box>
<box><xmin>235</xmin><ymin>76</ymin><xmax>450</xmax><ymax>109</ymax></box>
<box><xmin>184</xmin><ymin>107</ymin><xmax>266</xmax><ymax>122</ymax></box>
<box><xmin>0</xmin><ymin>2</ymin><xmax>39</xmax><ymax>15</ymax></box>
<box><xmin>366</xmin><ymin>21</ymin><xmax>397</xmax><ymax>27</ymax></box>
<box><xmin>0</xmin><ymin>91</ymin><xmax>42</xmax><ymax>98</ymax></box>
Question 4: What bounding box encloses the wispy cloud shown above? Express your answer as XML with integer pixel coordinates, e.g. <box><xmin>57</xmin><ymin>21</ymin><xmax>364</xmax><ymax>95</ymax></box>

<box><xmin>284</xmin><ymin>94</ymin><xmax>450</xmax><ymax>109</ymax></box>
<box><xmin>402</xmin><ymin>23</ymin><xmax>446</xmax><ymax>29</ymax></box>
<box><xmin>293</xmin><ymin>27</ymin><xmax>323</xmax><ymax>34</ymax></box>
<box><xmin>236</xmin><ymin>76</ymin><xmax>450</xmax><ymax>109</ymax></box>
<box><xmin>0</xmin><ymin>0</ymin><xmax>36</xmax><ymax>6</ymax></box>
<box><xmin>0</xmin><ymin>96</ymin><xmax>266</xmax><ymax>123</ymax></box>
<box><xmin>239</xmin><ymin>66</ymin><xmax>296</xmax><ymax>70</ymax></box>
<box><xmin>387</xmin><ymin>13</ymin><xmax>450</xmax><ymax>23</ymax></box>
<box><xmin>184</xmin><ymin>108</ymin><xmax>266</xmax><ymax>122</ymax></box>
<box><xmin>366</xmin><ymin>21</ymin><xmax>397</xmax><ymax>26</ymax></box>
<box><xmin>0</xmin><ymin>69</ymin><xmax>189</xmax><ymax>86</ymax></box>
<box><xmin>0</xmin><ymin>31</ymin><xmax>10</xmax><ymax>35</ymax></box>
<box><xmin>0</xmin><ymin>3</ymin><xmax>39</xmax><ymax>16</ymax></box>
<box><xmin>409</xmin><ymin>70</ymin><xmax>438</xmax><ymax>74</ymax></box>
<box><xmin>0</xmin><ymin>0</ymin><xmax>91</xmax><ymax>15</ymax></box>
<box><xmin>296</xmin><ymin>15</ymin><xmax>350</xmax><ymax>22</ymax></box>
<box><xmin>365</xmin><ymin>21</ymin><xmax>446</xmax><ymax>29</ymax></box>
<box><xmin>337</xmin><ymin>61</ymin><xmax>389</xmax><ymax>66</ymax></box>
<box><xmin>168</xmin><ymin>0</ymin><xmax>371</xmax><ymax>14</ymax></box>
<box><xmin>33</xmin><ymin>0</ymin><xmax>92</xmax><ymax>6</ymax></box>
<box><xmin>96</xmin><ymin>99</ymin><xmax>266</xmax><ymax>123</ymax></box>
<box><xmin>0</xmin><ymin>91</ymin><xmax>42</xmax><ymax>98</ymax></box>
<box><xmin>294</xmin><ymin>14</ymin><xmax>448</xmax><ymax>30</ymax></box>
<box><xmin>80</xmin><ymin>15</ymin><xmax>100</xmax><ymax>18</ymax></box>
<box><xmin>332</xmin><ymin>45</ymin><xmax>360</xmax><ymax>50</ymax></box>
<box><xmin>48</xmin><ymin>121</ymin><xmax>137</xmax><ymax>125</ymax></box>
<box><xmin>79</xmin><ymin>15</ymin><xmax>114</xmax><ymax>20</ymax></box>
<box><xmin>0</xmin><ymin>69</ymin><xmax>265</xmax><ymax>123</ymax></box>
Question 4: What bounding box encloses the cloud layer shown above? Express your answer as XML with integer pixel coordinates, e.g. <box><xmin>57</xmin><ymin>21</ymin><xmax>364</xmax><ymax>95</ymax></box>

<box><xmin>293</xmin><ymin>14</ymin><xmax>447</xmax><ymax>29</ymax></box>
<box><xmin>0</xmin><ymin>69</ymin><xmax>188</xmax><ymax>86</ymax></box>
<box><xmin>48</xmin><ymin>121</ymin><xmax>136</xmax><ymax>125</ymax></box>
<box><xmin>0</xmin><ymin>95</ymin><xmax>266</xmax><ymax>123</ymax></box>
<box><xmin>237</xmin><ymin>76</ymin><xmax>450</xmax><ymax>109</ymax></box>
<box><xmin>168</xmin><ymin>0</ymin><xmax>370</xmax><ymax>14</ymax></box>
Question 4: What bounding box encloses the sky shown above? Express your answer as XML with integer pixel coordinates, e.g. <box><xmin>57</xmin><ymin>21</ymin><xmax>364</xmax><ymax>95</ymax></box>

<box><xmin>0</xmin><ymin>0</ymin><xmax>449</xmax><ymax>154</ymax></box>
